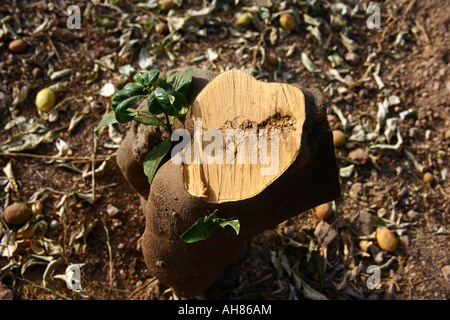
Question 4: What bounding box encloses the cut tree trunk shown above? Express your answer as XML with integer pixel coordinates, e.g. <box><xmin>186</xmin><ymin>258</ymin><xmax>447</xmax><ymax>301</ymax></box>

<box><xmin>117</xmin><ymin>68</ymin><xmax>340</xmax><ymax>298</ymax></box>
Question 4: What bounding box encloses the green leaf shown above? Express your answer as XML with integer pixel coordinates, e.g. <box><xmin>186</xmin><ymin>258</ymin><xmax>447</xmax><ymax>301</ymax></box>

<box><xmin>115</xmin><ymin>95</ymin><xmax>142</xmax><ymax>123</ymax></box>
<box><xmin>217</xmin><ymin>218</ymin><xmax>240</xmax><ymax>235</ymax></box>
<box><xmin>156</xmin><ymin>73</ymin><xmax>172</xmax><ymax>90</ymax></box>
<box><xmin>166</xmin><ymin>70</ymin><xmax>180</xmax><ymax>86</ymax></box>
<box><xmin>95</xmin><ymin>111</ymin><xmax>118</xmax><ymax>137</ymax></box>
<box><xmin>173</xmin><ymin>67</ymin><xmax>193</xmax><ymax>96</ymax></box>
<box><xmin>111</xmin><ymin>83</ymin><xmax>145</xmax><ymax>110</ymax></box>
<box><xmin>122</xmin><ymin>82</ymin><xmax>145</xmax><ymax>97</ymax></box>
<box><xmin>111</xmin><ymin>90</ymin><xmax>130</xmax><ymax>110</ymax></box>
<box><xmin>145</xmin><ymin>69</ymin><xmax>160</xmax><ymax>84</ymax></box>
<box><xmin>180</xmin><ymin>210</ymin><xmax>240</xmax><ymax>243</ymax></box>
<box><xmin>143</xmin><ymin>137</ymin><xmax>172</xmax><ymax>184</ymax></box>
<box><xmin>154</xmin><ymin>87</ymin><xmax>175</xmax><ymax>116</ymax></box>
<box><xmin>133</xmin><ymin>72</ymin><xmax>145</xmax><ymax>86</ymax></box>
<box><xmin>134</xmin><ymin>110</ymin><xmax>163</xmax><ymax>126</ymax></box>
<box><xmin>180</xmin><ymin>214</ymin><xmax>216</xmax><ymax>244</ymax></box>
<box><xmin>134</xmin><ymin>69</ymin><xmax>160</xmax><ymax>86</ymax></box>
<box><xmin>147</xmin><ymin>92</ymin><xmax>163</xmax><ymax>115</ymax></box>
<box><xmin>167</xmin><ymin>89</ymin><xmax>189</xmax><ymax>117</ymax></box>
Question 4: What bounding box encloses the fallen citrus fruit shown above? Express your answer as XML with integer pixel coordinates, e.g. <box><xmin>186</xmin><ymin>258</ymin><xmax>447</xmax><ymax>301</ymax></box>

<box><xmin>332</xmin><ymin>130</ymin><xmax>346</xmax><ymax>147</ymax></box>
<box><xmin>237</xmin><ymin>13</ymin><xmax>252</xmax><ymax>27</ymax></box>
<box><xmin>36</xmin><ymin>88</ymin><xmax>56</xmax><ymax>112</ymax></box>
<box><xmin>279</xmin><ymin>13</ymin><xmax>296</xmax><ymax>31</ymax></box>
<box><xmin>2</xmin><ymin>202</ymin><xmax>31</xmax><ymax>225</ymax></box>
<box><xmin>376</xmin><ymin>227</ymin><xmax>397</xmax><ymax>252</ymax></box>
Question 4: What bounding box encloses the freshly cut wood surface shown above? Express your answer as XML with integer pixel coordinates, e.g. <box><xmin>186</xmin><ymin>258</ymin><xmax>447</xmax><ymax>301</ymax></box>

<box><xmin>183</xmin><ymin>70</ymin><xmax>306</xmax><ymax>203</ymax></box>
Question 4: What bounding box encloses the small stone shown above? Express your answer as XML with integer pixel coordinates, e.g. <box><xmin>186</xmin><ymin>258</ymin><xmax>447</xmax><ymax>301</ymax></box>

<box><xmin>0</xmin><ymin>92</ymin><xmax>11</xmax><ymax>107</ymax></box>
<box><xmin>8</xmin><ymin>39</ymin><xmax>27</xmax><ymax>53</ymax></box>
<box><xmin>344</xmin><ymin>52</ymin><xmax>361</xmax><ymax>65</ymax></box>
<box><xmin>442</xmin><ymin>265</ymin><xmax>450</xmax><ymax>281</ymax></box>
<box><xmin>349</xmin><ymin>182</ymin><xmax>363</xmax><ymax>198</ymax></box>
<box><xmin>354</xmin><ymin>210</ymin><xmax>374</xmax><ymax>236</ymax></box>
<box><xmin>49</xmin><ymin>28</ymin><xmax>78</xmax><ymax>41</ymax></box>
<box><xmin>32</xmin><ymin>67</ymin><xmax>44</xmax><ymax>79</ymax></box>
<box><xmin>314</xmin><ymin>221</ymin><xmax>337</xmax><ymax>246</ymax></box>
<box><xmin>0</xmin><ymin>283</ymin><xmax>13</xmax><ymax>300</ymax></box>
<box><xmin>49</xmin><ymin>220</ymin><xmax>59</xmax><ymax>229</ymax></box>
<box><xmin>155</xmin><ymin>260</ymin><xmax>165</xmax><ymax>267</ymax></box>
<box><xmin>444</xmin><ymin>130</ymin><xmax>450</xmax><ymax>140</ymax></box>
<box><xmin>399</xmin><ymin>235</ymin><xmax>409</xmax><ymax>247</ymax></box>
<box><xmin>106</xmin><ymin>204</ymin><xmax>120</xmax><ymax>217</ymax></box>
<box><xmin>105</xmin><ymin>36</ymin><xmax>118</xmax><ymax>47</ymax></box>
<box><xmin>407</xmin><ymin>210</ymin><xmax>420</xmax><ymax>221</ymax></box>
<box><xmin>90</xmin><ymin>101</ymin><xmax>105</xmax><ymax>113</ymax></box>
<box><xmin>358</xmin><ymin>88</ymin><xmax>368</xmax><ymax>98</ymax></box>
<box><xmin>348</xmin><ymin>148</ymin><xmax>368</xmax><ymax>164</ymax></box>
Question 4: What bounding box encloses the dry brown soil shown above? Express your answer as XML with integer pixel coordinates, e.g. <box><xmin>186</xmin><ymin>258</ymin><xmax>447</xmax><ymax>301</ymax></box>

<box><xmin>0</xmin><ymin>0</ymin><xmax>448</xmax><ymax>300</ymax></box>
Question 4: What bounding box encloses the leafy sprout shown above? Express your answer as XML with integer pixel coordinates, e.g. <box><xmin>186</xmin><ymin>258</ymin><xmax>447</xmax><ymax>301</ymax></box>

<box><xmin>96</xmin><ymin>69</ymin><xmax>241</xmax><ymax>243</ymax></box>
<box><xmin>95</xmin><ymin>67</ymin><xmax>193</xmax><ymax>184</ymax></box>
<box><xmin>180</xmin><ymin>209</ymin><xmax>240</xmax><ymax>244</ymax></box>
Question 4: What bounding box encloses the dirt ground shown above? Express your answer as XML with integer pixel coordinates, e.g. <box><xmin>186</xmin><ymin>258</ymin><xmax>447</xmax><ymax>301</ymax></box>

<box><xmin>0</xmin><ymin>0</ymin><xmax>448</xmax><ymax>300</ymax></box>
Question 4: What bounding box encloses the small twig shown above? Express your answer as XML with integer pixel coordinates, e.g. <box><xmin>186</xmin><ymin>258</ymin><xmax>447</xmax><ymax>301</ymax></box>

<box><xmin>101</xmin><ymin>218</ymin><xmax>114</xmax><ymax>298</ymax></box>
<box><xmin>243</xmin><ymin>273</ymin><xmax>273</xmax><ymax>289</ymax></box>
<box><xmin>436</xmin><ymin>185</ymin><xmax>449</xmax><ymax>200</ymax></box>
<box><xmin>91</xmin><ymin>128</ymin><xmax>98</xmax><ymax>201</ymax></box>
<box><xmin>403</xmin><ymin>0</ymin><xmax>417</xmax><ymax>17</ymax></box>
<box><xmin>53</xmin><ymin>95</ymin><xmax>85</xmax><ymax>111</ymax></box>
<box><xmin>0</xmin><ymin>152</ymin><xmax>113</xmax><ymax>162</ymax></box>
<box><xmin>126</xmin><ymin>277</ymin><xmax>158</xmax><ymax>300</ymax></box>
<box><xmin>251</xmin><ymin>29</ymin><xmax>266</xmax><ymax>71</ymax></box>
<box><xmin>43</xmin><ymin>183</ymin><xmax>118</xmax><ymax>197</ymax></box>
<box><xmin>335</xmin><ymin>156</ymin><xmax>359</xmax><ymax>166</ymax></box>
<box><xmin>414</xmin><ymin>19</ymin><xmax>430</xmax><ymax>44</ymax></box>
<box><xmin>84</xmin><ymin>183</ymin><xmax>119</xmax><ymax>193</ymax></box>
<box><xmin>378</xmin><ymin>16</ymin><xmax>400</xmax><ymax>51</ymax></box>
<box><xmin>46</xmin><ymin>35</ymin><xmax>61</xmax><ymax>61</ymax></box>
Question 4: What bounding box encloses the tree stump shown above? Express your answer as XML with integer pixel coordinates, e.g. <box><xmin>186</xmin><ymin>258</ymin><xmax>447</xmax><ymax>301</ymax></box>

<box><xmin>117</xmin><ymin>68</ymin><xmax>340</xmax><ymax>298</ymax></box>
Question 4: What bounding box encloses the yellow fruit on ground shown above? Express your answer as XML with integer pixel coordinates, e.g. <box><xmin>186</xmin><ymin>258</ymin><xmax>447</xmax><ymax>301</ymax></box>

<box><xmin>422</xmin><ymin>172</ymin><xmax>433</xmax><ymax>184</ymax></box>
<box><xmin>158</xmin><ymin>0</ymin><xmax>174</xmax><ymax>11</ymax></box>
<box><xmin>237</xmin><ymin>13</ymin><xmax>252</xmax><ymax>27</ymax></box>
<box><xmin>332</xmin><ymin>130</ymin><xmax>346</xmax><ymax>147</ymax></box>
<box><xmin>376</xmin><ymin>227</ymin><xmax>397</xmax><ymax>252</ymax></box>
<box><xmin>279</xmin><ymin>13</ymin><xmax>296</xmax><ymax>31</ymax></box>
<box><xmin>314</xmin><ymin>203</ymin><xmax>332</xmax><ymax>220</ymax></box>
<box><xmin>265</xmin><ymin>52</ymin><xmax>278</xmax><ymax>68</ymax></box>
<box><xmin>2</xmin><ymin>202</ymin><xmax>31</xmax><ymax>225</ymax></box>
<box><xmin>155</xmin><ymin>22</ymin><xmax>169</xmax><ymax>35</ymax></box>
<box><xmin>36</xmin><ymin>88</ymin><xmax>56</xmax><ymax>112</ymax></box>
<box><xmin>8</xmin><ymin>39</ymin><xmax>27</xmax><ymax>53</ymax></box>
